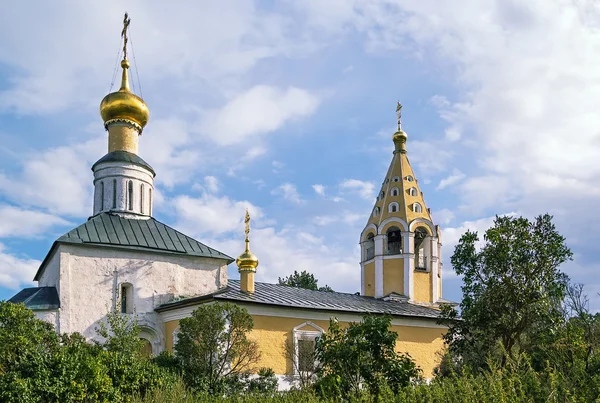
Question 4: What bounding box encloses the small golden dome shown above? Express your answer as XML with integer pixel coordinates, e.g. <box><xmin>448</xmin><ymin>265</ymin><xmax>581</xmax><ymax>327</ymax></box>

<box><xmin>100</xmin><ymin>59</ymin><xmax>149</xmax><ymax>132</ymax></box>
<box><xmin>392</xmin><ymin>129</ymin><xmax>407</xmax><ymax>143</ymax></box>
<box><xmin>237</xmin><ymin>209</ymin><xmax>259</xmax><ymax>272</ymax></box>
<box><xmin>236</xmin><ymin>249</ymin><xmax>259</xmax><ymax>272</ymax></box>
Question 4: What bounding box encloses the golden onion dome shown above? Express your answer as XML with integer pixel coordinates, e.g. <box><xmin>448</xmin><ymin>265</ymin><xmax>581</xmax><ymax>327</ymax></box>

<box><xmin>100</xmin><ymin>59</ymin><xmax>149</xmax><ymax>132</ymax></box>
<box><xmin>237</xmin><ymin>209</ymin><xmax>259</xmax><ymax>272</ymax></box>
<box><xmin>392</xmin><ymin>129</ymin><xmax>407</xmax><ymax>143</ymax></box>
<box><xmin>236</xmin><ymin>249</ymin><xmax>259</xmax><ymax>271</ymax></box>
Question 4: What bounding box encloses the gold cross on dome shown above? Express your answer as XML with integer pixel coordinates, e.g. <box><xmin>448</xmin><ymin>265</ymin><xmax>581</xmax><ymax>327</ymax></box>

<box><xmin>121</xmin><ymin>13</ymin><xmax>131</xmax><ymax>59</ymax></box>
<box><xmin>396</xmin><ymin>101</ymin><xmax>402</xmax><ymax>130</ymax></box>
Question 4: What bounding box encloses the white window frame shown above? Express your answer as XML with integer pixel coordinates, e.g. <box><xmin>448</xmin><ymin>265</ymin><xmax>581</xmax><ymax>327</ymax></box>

<box><xmin>413</xmin><ymin>203</ymin><xmax>423</xmax><ymax>213</ymax></box>
<box><xmin>392</xmin><ymin>176</ymin><xmax>400</xmax><ymax>182</ymax></box>
<box><xmin>388</xmin><ymin>202</ymin><xmax>399</xmax><ymax>213</ymax></box>
<box><xmin>408</xmin><ymin>187</ymin><xmax>418</xmax><ymax>196</ymax></box>
<box><xmin>293</xmin><ymin>322</ymin><xmax>325</xmax><ymax>377</ymax></box>
<box><xmin>406</xmin><ymin>175</ymin><xmax>414</xmax><ymax>182</ymax></box>
<box><xmin>390</xmin><ymin>187</ymin><xmax>399</xmax><ymax>197</ymax></box>
<box><xmin>373</xmin><ymin>207</ymin><xmax>380</xmax><ymax>217</ymax></box>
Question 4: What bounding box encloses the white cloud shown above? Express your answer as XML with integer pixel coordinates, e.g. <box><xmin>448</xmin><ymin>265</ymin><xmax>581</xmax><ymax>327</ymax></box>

<box><xmin>0</xmin><ymin>2</ymin><xmax>300</xmax><ymax>115</ymax></box>
<box><xmin>0</xmin><ymin>206</ymin><xmax>70</xmax><ymax>238</ymax></box>
<box><xmin>140</xmin><ymin>118</ymin><xmax>201</xmax><ymax>188</ymax></box>
<box><xmin>431</xmin><ymin>208</ymin><xmax>455</xmax><ymax>226</ymax></box>
<box><xmin>203</xmin><ymin>176</ymin><xmax>219</xmax><ymax>193</ymax></box>
<box><xmin>272</xmin><ymin>161</ymin><xmax>285</xmax><ymax>174</ymax></box>
<box><xmin>271</xmin><ymin>183</ymin><xmax>304</xmax><ymax>205</ymax></box>
<box><xmin>312</xmin><ymin>184</ymin><xmax>326</xmax><ymax>196</ymax></box>
<box><xmin>313</xmin><ymin>211</ymin><xmax>362</xmax><ymax>227</ymax></box>
<box><xmin>0</xmin><ymin>138</ymin><xmax>103</xmax><ymax>217</ymax></box>
<box><xmin>339</xmin><ymin>179</ymin><xmax>375</xmax><ymax>200</ymax></box>
<box><xmin>198</xmin><ymin>85</ymin><xmax>320</xmax><ymax>146</ymax></box>
<box><xmin>172</xmin><ymin>194</ymin><xmax>263</xmax><ymax>237</ymax></box>
<box><xmin>0</xmin><ymin>244</ymin><xmax>38</xmax><ymax>289</ymax></box>
<box><xmin>436</xmin><ymin>169</ymin><xmax>465</xmax><ymax>190</ymax></box>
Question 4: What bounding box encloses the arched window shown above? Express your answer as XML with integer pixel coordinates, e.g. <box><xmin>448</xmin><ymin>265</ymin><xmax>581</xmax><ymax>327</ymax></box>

<box><xmin>112</xmin><ymin>179</ymin><xmax>117</xmax><ymax>209</ymax></box>
<box><xmin>365</xmin><ymin>233</ymin><xmax>375</xmax><ymax>260</ymax></box>
<box><xmin>391</xmin><ymin>187</ymin><xmax>399</xmax><ymax>197</ymax></box>
<box><xmin>100</xmin><ymin>181</ymin><xmax>104</xmax><ymax>210</ymax></box>
<box><xmin>414</xmin><ymin>227</ymin><xmax>428</xmax><ymax>271</ymax></box>
<box><xmin>120</xmin><ymin>283</ymin><xmax>134</xmax><ymax>314</ymax></box>
<box><xmin>392</xmin><ymin>176</ymin><xmax>400</xmax><ymax>182</ymax></box>
<box><xmin>406</xmin><ymin>175</ymin><xmax>414</xmax><ymax>182</ymax></box>
<box><xmin>140</xmin><ymin>338</ymin><xmax>153</xmax><ymax>357</ymax></box>
<box><xmin>386</xmin><ymin>226</ymin><xmax>402</xmax><ymax>255</ymax></box>
<box><xmin>293</xmin><ymin>322</ymin><xmax>325</xmax><ymax>376</ymax></box>
<box><xmin>388</xmin><ymin>202</ymin><xmax>399</xmax><ymax>213</ymax></box>
<box><xmin>149</xmin><ymin>188</ymin><xmax>152</xmax><ymax>215</ymax></box>
<box><xmin>140</xmin><ymin>184</ymin><xmax>144</xmax><ymax>214</ymax></box>
<box><xmin>413</xmin><ymin>203</ymin><xmax>423</xmax><ymax>213</ymax></box>
<box><xmin>127</xmin><ymin>181</ymin><xmax>133</xmax><ymax>210</ymax></box>
<box><xmin>379</xmin><ymin>190</ymin><xmax>385</xmax><ymax>199</ymax></box>
<box><xmin>408</xmin><ymin>187</ymin><xmax>418</xmax><ymax>197</ymax></box>
<box><xmin>372</xmin><ymin>207</ymin><xmax>380</xmax><ymax>217</ymax></box>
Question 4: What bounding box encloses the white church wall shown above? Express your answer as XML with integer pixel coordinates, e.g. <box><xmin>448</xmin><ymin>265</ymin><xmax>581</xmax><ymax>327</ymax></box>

<box><xmin>37</xmin><ymin>249</ymin><xmax>61</xmax><ymax>293</ymax></box>
<box><xmin>54</xmin><ymin>243</ymin><xmax>228</xmax><ymax>349</ymax></box>
<box><xmin>35</xmin><ymin>310</ymin><xmax>59</xmax><ymax>329</ymax></box>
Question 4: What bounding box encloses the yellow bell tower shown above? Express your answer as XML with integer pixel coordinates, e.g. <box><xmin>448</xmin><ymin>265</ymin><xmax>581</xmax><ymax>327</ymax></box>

<box><xmin>360</xmin><ymin>103</ymin><xmax>443</xmax><ymax>306</ymax></box>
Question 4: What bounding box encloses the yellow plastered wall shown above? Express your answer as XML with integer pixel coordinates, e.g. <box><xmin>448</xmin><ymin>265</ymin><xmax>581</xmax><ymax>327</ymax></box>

<box><xmin>165</xmin><ymin>314</ymin><xmax>445</xmax><ymax>378</ymax></box>
<box><xmin>364</xmin><ymin>262</ymin><xmax>375</xmax><ymax>297</ymax></box>
<box><xmin>383</xmin><ymin>259</ymin><xmax>404</xmax><ymax>296</ymax></box>
<box><xmin>413</xmin><ymin>271</ymin><xmax>433</xmax><ymax>303</ymax></box>
<box><xmin>165</xmin><ymin>320</ymin><xmax>179</xmax><ymax>351</ymax></box>
<box><xmin>391</xmin><ymin>324</ymin><xmax>445</xmax><ymax>376</ymax></box>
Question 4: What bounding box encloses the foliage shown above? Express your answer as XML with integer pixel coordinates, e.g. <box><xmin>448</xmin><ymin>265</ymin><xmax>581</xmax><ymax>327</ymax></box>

<box><xmin>175</xmin><ymin>302</ymin><xmax>263</xmax><ymax>394</ymax></box>
<box><xmin>0</xmin><ymin>301</ymin><xmax>171</xmax><ymax>402</ymax></box>
<box><xmin>136</xmin><ymin>354</ymin><xmax>600</xmax><ymax>402</ymax></box>
<box><xmin>438</xmin><ymin>214</ymin><xmax>573</xmax><ymax>372</ymax></box>
<box><xmin>314</xmin><ymin>315</ymin><xmax>421</xmax><ymax>399</ymax></box>
<box><xmin>278</xmin><ymin>270</ymin><xmax>333</xmax><ymax>292</ymax></box>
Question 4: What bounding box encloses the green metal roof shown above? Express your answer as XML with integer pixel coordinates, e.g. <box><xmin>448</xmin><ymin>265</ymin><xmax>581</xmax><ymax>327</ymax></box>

<box><xmin>34</xmin><ymin>213</ymin><xmax>233</xmax><ymax>280</ymax></box>
<box><xmin>92</xmin><ymin>151</ymin><xmax>155</xmax><ymax>176</ymax></box>
<box><xmin>9</xmin><ymin>287</ymin><xmax>59</xmax><ymax>310</ymax></box>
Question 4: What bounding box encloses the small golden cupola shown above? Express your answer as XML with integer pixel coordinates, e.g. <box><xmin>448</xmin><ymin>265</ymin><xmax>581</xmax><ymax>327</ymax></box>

<box><xmin>99</xmin><ymin>13</ymin><xmax>149</xmax><ymax>154</ymax></box>
<box><xmin>359</xmin><ymin>102</ymin><xmax>443</xmax><ymax>307</ymax></box>
<box><xmin>237</xmin><ymin>209</ymin><xmax>259</xmax><ymax>293</ymax></box>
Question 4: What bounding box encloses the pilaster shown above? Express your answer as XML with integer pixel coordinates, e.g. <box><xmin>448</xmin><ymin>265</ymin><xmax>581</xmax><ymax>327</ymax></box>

<box><xmin>404</xmin><ymin>232</ymin><xmax>415</xmax><ymax>299</ymax></box>
<box><xmin>373</xmin><ymin>234</ymin><xmax>385</xmax><ymax>298</ymax></box>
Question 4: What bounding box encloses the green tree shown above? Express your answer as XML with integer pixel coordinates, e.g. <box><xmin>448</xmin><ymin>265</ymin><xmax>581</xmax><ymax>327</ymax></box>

<box><xmin>314</xmin><ymin>315</ymin><xmax>421</xmax><ymax>399</ymax></box>
<box><xmin>174</xmin><ymin>302</ymin><xmax>263</xmax><ymax>394</ymax></box>
<box><xmin>278</xmin><ymin>270</ymin><xmax>333</xmax><ymax>292</ymax></box>
<box><xmin>95</xmin><ymin>309</ymin><xmax>167</xmax><ymax>398</ymax></box>
<box><xmin>438</xmin><ymin>214</ymin><xmax>573</xmax><ymax>373</ymax></box>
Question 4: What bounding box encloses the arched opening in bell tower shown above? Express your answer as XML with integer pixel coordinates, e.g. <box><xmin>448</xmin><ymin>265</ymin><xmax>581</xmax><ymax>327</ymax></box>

<box><xmin>386</xmin><ymin>227</ymin><xmax>402</xmax><ymax>255</ymax></box>
<box><xmin>365</xmin><ymin>233</ymin><xmax>375</xmax><ymax>260</ymax></box>
<box><xmin>414</xmin><ymin>227</ymin><xmax>429</xmax><ymax>271</ymax></box>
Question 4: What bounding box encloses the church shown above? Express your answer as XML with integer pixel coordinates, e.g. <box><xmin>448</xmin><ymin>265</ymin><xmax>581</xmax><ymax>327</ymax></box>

<box><xmin>10</xmin><ymin>16</ymin><xmax>448</xmax><ymax>385</ymax></box>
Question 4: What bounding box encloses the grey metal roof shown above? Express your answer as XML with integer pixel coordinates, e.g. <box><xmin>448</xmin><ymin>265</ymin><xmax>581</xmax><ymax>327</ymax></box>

<box><xmin>157</xmin><ymin>280</ymin><xmax>441</xmax><ymax>320</ymax></box>
<box><xmin>9</xmin><ymin>287</ymin><xmax>59</xmax><ymax>310</ymax></box>
<box><xmin>92</xmin><ymin>151</ymin><xmax>155</xmax><ymax>176</ymax></box>
<box><xmin>34</xmin><ymin>213</ymin><xmax>233</xmax><ymax>280</ymax></box>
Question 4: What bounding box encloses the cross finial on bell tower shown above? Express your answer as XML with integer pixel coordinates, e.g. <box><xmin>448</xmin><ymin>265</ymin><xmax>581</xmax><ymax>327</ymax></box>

<box><xmin>396</xmin><ymin>101</ymin><xmax>402</xmax><ymax>131</ymax></box>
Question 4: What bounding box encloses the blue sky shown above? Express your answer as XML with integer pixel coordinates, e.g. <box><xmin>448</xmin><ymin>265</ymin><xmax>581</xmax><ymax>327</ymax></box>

<box><xmin>0</xmin><ymin>1</ymin><xmax>599</xmax><ymax>309</ymax></box>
